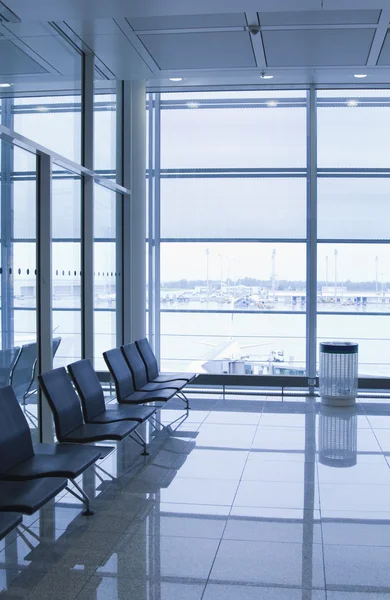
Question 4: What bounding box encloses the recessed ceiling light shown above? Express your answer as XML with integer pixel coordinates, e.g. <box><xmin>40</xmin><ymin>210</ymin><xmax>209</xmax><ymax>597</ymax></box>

<box><xmin>260</xmin><ymin>74</ymin><xmax>274</xmax><ymax>79</ymax></box>
<box><xmin>267</xmin><ymin>101</ymin><xmax>278</xmax><ymax>107</ymax></box>
<box><xmin>347</xmin><ymin>99</ymin><xmax>359</xmax><ymax>107</ymax></box>
<box><xmin>0</xmin><ymin>83</ymin><xmax>12</xmax><ymax>88</ymax></box>
<box><xmin>186</xmin><ymin>102</ymin><xmax>199</xmax><ymax>109</ymax></box>
<box><xmin>169</xmin><ymin>77</ymin><xmax>183</xmax><ymax>82</ymax></box>
<box><xmin>35</xmin><ymin>106</ymin><xmax>49</xmax><ymax>112</ymax></box>
<box><xmin>353</xmin><ymin>74</ymin><xmax>367</xmax><ymax>78</ymax></box>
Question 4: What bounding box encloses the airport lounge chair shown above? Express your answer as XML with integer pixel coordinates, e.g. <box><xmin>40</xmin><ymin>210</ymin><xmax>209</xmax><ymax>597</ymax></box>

<box><xmin>38</xmin><ymin>367</ymin><xmax>150</xmax><ymax>455</ymax></box>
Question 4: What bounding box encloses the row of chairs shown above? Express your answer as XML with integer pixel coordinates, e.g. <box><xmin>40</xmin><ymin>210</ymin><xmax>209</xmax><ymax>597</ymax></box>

<box><xmin>0</xmin><ymin>338</ymin><xmax>195</xmax><ymax>540</ymax></box>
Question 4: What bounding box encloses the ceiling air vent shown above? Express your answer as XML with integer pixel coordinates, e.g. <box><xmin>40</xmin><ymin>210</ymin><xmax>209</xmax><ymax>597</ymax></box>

<box><xmin>0</xmin><ymin>1</ymin><xmax>21</xmax><ymax>23</ymax></box>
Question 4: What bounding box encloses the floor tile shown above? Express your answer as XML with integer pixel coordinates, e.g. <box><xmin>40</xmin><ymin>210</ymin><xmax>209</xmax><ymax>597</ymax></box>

<box><xmin>98</xmin><ymin>533</ymin><xmax>220</xmax><ymax>580</ymax></box>
<box><xmin>323</xmin><ymin>543</ymin><xmax>390</xmax><ymax>587</ymax></box>
<box><xmin>327</xmin><ymin>593</ymin><xmax>390</xmax><ymax>599</ymax></box>
<box><xmin>204</xmin><ymin>412</ymin><xmax>261</xmax><ymax>425</ymax></box>
<box><xmin>1</xmin><ymin>565</ymin><xmax>92</xmax><ymax>600</ymax></box>
<box><xmin>203</xmin><ymin>584</ymin><xmax>326</xmax><ymax>599</ymax></box>
<box><xmin>76</xmin><ymin>576</ymin><xmax>206</xmax><ymax>600</ymax></box>
<box><xmin>242</xmin><ymin>457</ymin><xmax>308</xmax><ymax>482</ymax></box>
<box><xmin>174</xmin><ymin>449</ymin><xmax>248</xmax><ymax>480</ymax></box>
<box><xmin>234</xmin><ymin>480</ymin><xmax>319</xmax><ymax>510</ymax></box>
<box><xmin>224</xmin><ymin>516</ymin><xmax>322</xmax><ymax>544</ymax></box>
<box><xmin>319</xmin><ymin>484</ymin><xmax>390</xmax><ymax>512</ymax></box>
<box><xmin>194</xmin><ymin>424</ymin><xmax>257</xmax><ymax>449</ymax></box>
<box><xmin>160</xmin><ymin>477</ymin><xmax>239</xmax><ymax>506</ymax></box>
<box><xmin>210</xmin><ymin>539</ymin><xmax>325</xmax><ymax>588</ymax></box>
<box><xmin>322</xmin><ymin>521</ymin><xmax>390</xmax><ymax>546</ymax></box>
<box><xmin>317</xmin><ymin>462</ymin><xmax>390</xmax><ymax>485</ymax></box>
<box><xmin>252</xmin><ymin>428</ymin><xmax>307</xmax><ymax>451</ymax></box>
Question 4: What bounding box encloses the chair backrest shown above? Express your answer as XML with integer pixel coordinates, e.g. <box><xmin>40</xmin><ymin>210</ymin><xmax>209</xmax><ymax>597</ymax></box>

<box><xmin>103</xmin><ymin>348</ymin><xmax>135</xmax><ymax>401</ymax></box>
<box><xmin>121</xmin><ymin>343</ymin><xmax>149</xmax><ymax>389</ymax></box>
<box><xmin>0</xmin><ymin>347</ymin><xmax>20</xmax><ymax>388</ymax></box>
<box><xmin>38</xmin><ymin>367</ymin><xmax>84</xmax><ymax>440</ymax></box>
<box><xmin>135</xmin><ymin>338</ymin><xmax>159</xmax><ymax>381</ymax></box>
<box><xmin>68</xmin><ymin>359</ymin><xmax>106</xmax><ymax>422</ymax></box>
<box><xmin>0</xmin><ymin>386</ymin><xmax>34</xmax><ymax>475</ymax></box>
<box><xmin>10</xmin><ymin>342</ymin><xmax>37</xmax><ymax>402</ymax></box>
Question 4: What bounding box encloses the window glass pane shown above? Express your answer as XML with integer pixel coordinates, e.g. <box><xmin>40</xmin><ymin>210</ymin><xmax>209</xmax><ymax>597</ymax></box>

<box><xmin>317</xmin><ymin>244</ymin><xmax>390</xmax><ymax>313</ymax></box>
<box><xmin>161</xmin><ymin>177</ymin><xmax>306</xmax><ymax>239</ymax></box>
<box><xmin>161</xmin><ymin>242</ymin><xmax>306</xmax><ymax>312</ymax></box>
<box><xmin>94</xmin><ymin>184</ymin><xmax>117</xmax><ymax>370</ymax></box>
<box><xmin>52</xmin><ymin>165</ymin><xmax>81</xmax><ymax>366</ymax></box>
<box><xmin>317</xmin><ymin>90</ymin><xmax>390</xmax><ymax>168</ymax></box>
<box><xmin>318</xmin><ymin>178</ymin><xmax>390</xmax><ymax>240</ymax></box>
<box><xmin>161</xmin><ymin>312</ymin><xmax>306</xmax><ymax>375</ymax></box>
<box><xmin>13</xmin><ymin>150</ymin><xmax>36</xmax><ymax>239</ymax></box>
<box><xmin>13</xmin><ymin>96</ymin><xmax>81</xmax><ymax>163</ymax></box>
<box><xmin>94</xmin><ymin>92</ymin><xmax>116</xmax><ymax>173</ymax></box>
<box><xmin>161</xmin><ymin>93</ymin><xmax>306</xmax><ymax>169</ymax></box>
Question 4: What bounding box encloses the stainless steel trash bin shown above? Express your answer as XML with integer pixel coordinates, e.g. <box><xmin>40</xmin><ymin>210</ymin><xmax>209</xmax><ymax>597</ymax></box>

<box><xmin>319</xmin><ymin>342</ymin><xmax>358</xmax><ymax>406</ymax></box>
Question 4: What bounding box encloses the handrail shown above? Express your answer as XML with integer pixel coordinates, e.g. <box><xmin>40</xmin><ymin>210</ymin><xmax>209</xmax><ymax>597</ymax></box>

<box><xmin>0</xmin><ymin>124</ymin><xmax>131</xmax><ymax>197</ymax></box>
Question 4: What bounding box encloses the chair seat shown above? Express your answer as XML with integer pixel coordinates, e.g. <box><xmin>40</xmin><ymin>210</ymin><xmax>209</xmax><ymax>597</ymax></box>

<box><xmin>125</xmin><ymin>387</ymin><xmax>177</xmax><ymax>402</ymax></box>
<box><xmin>119</xmin><ymin>388</ymin><xmax>170</xmax><ymax>405</ymax></box>
<box><xmin>152</xmin><ymin>372</ymin><xmax>196</xmax><ymax>384</ymax></box>
<box><xmin>92</xmin><ymin>404</ymin><xmax>157</xmax><ymax>424</ymax></box>
<box><xmin>0</xmin><ymin>512</ymin><xmax>22</xmax><ymax>540</ymax></box>
<box><xmin>0</xmin><ymin>478</ymin><xmax>67</xmax><ymax>514</ymax></box>
<box><xmin>136</xmin><ymin>380</ymin><xmax>187</xmax><ymax>392</ymax></box>
<box><xmin>1</xmin><ymin>444</ymin><xmax>101</xmax><ymax>481</ymax></box>
<box><xmin>60</xmin><ymin>421</ymin><xmax>138</xmax><ymax>443</ymax></box>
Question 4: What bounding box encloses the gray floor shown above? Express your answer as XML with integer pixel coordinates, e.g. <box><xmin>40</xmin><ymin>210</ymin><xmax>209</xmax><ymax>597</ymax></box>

<box><xmin>1</xmin><ymin>394</ymin><xmax>390</xmax><ymax>599</ymax></box>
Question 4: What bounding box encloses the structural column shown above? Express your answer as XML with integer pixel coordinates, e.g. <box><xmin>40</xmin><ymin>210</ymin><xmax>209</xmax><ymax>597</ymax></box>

<box><xmin>81</xmin><ymin>52</ymin><xmax>95</xmax><ymax>362</ymax></box>
<box><xmin>37</xmin><ymin>152</ymin><xmax>53</xmax><ymax>442</ymax></box>
<box><xmin>306</xmin><ymin>85</ymin><xmax>318</xmax><ymax>390</ymax></box>
<box><xmin>117</xmin><ymin>80</ymin><xmax>147</xmax><ymax>345</ymax></box>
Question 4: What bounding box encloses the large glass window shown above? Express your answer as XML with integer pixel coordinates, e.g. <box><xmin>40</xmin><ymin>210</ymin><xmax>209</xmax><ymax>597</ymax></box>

<box><xmin>155</xmin><ymin>91</ymin><xmax>307</xmax><ymax>375</ymax></box>
<box><xmin>317</xmin><ymin>90</ymin><xmax>390</xmax><ymax>376</ymax></box>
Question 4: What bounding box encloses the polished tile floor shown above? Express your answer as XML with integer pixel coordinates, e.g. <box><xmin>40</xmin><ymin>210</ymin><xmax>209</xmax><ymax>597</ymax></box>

<box><xmin>1</xmin><ymin>394</ymin><xmax>390</xmax><ymax>599</ymax></box>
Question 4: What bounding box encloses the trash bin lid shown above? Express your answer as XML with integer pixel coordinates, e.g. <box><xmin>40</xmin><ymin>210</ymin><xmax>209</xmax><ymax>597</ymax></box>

<box><xmin>320</xmin><ymin>341</ymin><xmax>358</xmax><ymax>354</ymax></box>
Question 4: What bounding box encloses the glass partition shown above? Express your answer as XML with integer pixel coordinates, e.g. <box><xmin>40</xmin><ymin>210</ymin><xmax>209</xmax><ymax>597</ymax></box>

<box><xmin>52</xmin><ymin>164</ymin><xmax>82</xmax><ymax>366</ymax></box>
<box><xmin>94</xmin><ymin>183</ymin><xmax>117</xmax><ymax>369</ymax></box>
<box><xmin>0</xmin><ymin>139</ymin><xmax>38</xmax><ymax>435</ymax></box>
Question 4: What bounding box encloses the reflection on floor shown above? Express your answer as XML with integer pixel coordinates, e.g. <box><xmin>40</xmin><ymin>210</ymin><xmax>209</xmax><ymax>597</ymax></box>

<box><xmin>2</xmin><ymin>394</ymin><xmax>390</xmax><ymax>599</ymax></box>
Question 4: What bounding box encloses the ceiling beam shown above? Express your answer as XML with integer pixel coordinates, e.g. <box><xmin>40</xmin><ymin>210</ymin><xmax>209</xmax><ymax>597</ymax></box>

<box><xmin>246</xmin><ymin>11</ymin><xmax>266</xmax><ymax>69</ymax></box>
<box><xmin>114</xmin><ymin>18</ymin><xmax>160</xmax><ymax>73</ymax></box>
<box><xmin>366</xmin><ymin>9</ymin><xmax>390</xmax><ymax>65</ymax></box>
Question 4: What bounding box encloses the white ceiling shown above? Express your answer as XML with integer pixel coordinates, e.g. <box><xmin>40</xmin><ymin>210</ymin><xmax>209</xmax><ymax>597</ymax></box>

<box><xmin>1</xmin><ymin>0</ymin><xmax>390</xmax><ymax>91</ymax></box>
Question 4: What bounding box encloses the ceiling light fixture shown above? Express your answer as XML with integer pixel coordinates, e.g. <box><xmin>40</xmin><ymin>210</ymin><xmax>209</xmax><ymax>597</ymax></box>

<box><xmin>260</xmin><ymin>73</ymin><xmax>274</xmax><ymax>79</ymax></box>
<box><xmin>0</xmin><ymin>83</ymin><xmax>12</xmax><ymax>88</ymax></box>
<box><xmin>267</xmin><ymin>100</ymin><xmax>278</xmax><ymax>107</ymax></box>
<box><xmin>347</xmin><ymin>99</ymin><xmax>358</xmax><ymax>107</ymax></box>
<box><xmin>187</xmin><ymin>102</ymin><xmax>199</xmax><ymax>109</ymax></box>
<box><xmin>353</xmin><ymin>74</ymin><xmax>367</xmax><ymax>78</ymax></box>
<box><xmin>169</xmin><ymin>77</ymin><xmax>183</xmax><ymax>82</ymax></box>
<box><xmin>35</xmin><ymin>106</ymin><xmax>49</xmax><ymax>112</ymax></box>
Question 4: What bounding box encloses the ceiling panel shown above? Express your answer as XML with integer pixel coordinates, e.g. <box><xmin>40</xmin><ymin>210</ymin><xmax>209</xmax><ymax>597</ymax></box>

<box><xmin>64</xmin><ymin>18</ymin><xmax>121</xmax><ymax>36</ymax></box>
<box><xmin>21</xmin><ymin>35</ymin><xmax>82</xmax><ymax>76</ymax></box>
<box><xmin>259</xmin><ymin>9</ymin><xmax>381</xmax><ymax>26</ymax></box>
<box><xmin>378</xmin><ymin>29</ymin><xmax>390</xmax><ymax>64</ymax></box>
<box><xmin>139</xmin><ymin>31</ymin><xmax>255</xmax><ymax>69</ymax></box>
<box><xmin>0</xmin><ymin>39</ymin><xmax>48</xmax><ymax>74</ymax></box>
<box><xmin>81</xmin><ymin>33</ymin><xmax>151</xmax><ymax>77</ymax></box>
<box><xmin>128</xmin><ymin>13</ymin><xmax>247</xmax><ymax>31</ymax></box>
<box><xmin>263</xmin><ymin>28</ymin><xmax>375</xmax><ymax>67</ymax></box>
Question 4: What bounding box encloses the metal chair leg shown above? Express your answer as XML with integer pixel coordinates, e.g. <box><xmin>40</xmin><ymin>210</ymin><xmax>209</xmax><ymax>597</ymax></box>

<box><xmin>67</xmin><ymin>480</ymin><xmax>94</xmax><ymax>516</ymax></box>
